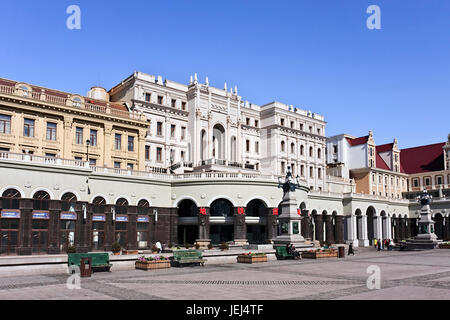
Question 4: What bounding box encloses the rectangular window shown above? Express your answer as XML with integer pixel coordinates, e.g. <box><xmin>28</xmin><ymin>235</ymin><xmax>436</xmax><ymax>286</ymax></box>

<box><xmin>300</xmin><ymin>124</ymin><xmax>304</xmax><ymax>131</ymax></box>
<box><xmin>115</xmin><ymin>134</ymin><xmax>121</xmax><ymax>150</ymax></box>
<box><xmin>171</xmin><ymin>125</ymin><xmax>176</xmax><ymax>138</ymax></box>
<box><xmin>75</xmin><ymin>127</ymin><xmax>83</xmax><ymax>145</ymax></box>
<box><xmin>246</xmin><ymin>140</ymin><xmax>250</xmax><ymax>152</ymax></box>
<box><xmin>158</xmin><ymin>96</ymin><xmax>163</xmax><ymax>105</ymax></box>
<box><xmin>145</xmin><ymin>146</ymin><xmax>150</xmax><ymax>160</ymax></box>
<box><xmin>181</xmin><ymin>102</ymin><xmax>187</xmax><ymax>110</ymax></box>
<box><xmin>24</xmin><ymin>118</ymin><xmax>35</xmax><ymax>137</ymax></box>
<box><xmin>317</xmin><ymin>128</ymin><xmax>321</xmax><ymax>135</ymax></box>
<box><xmin>0</xmin><ymin>115</ymin><xmax>11</xmax><ymax>134</ymax></box>
<box><xmin>280</xmin><ymin>119</ymin><xmax>285</xmax><ymax>126</ymax></box>
<box><xmin>301</xmin><ymin>165</ymin><xmax>305</xmax><ymax>176</ymax></box>
<box><xmin>254</xmin><ymin>120</ymin><xmax>259</xmax><ymax>128</ymax></box>
<box><xmin>45</xmin><ymin>153</ymin><xmax>56</xmax><ymax>158</ymax></box>
<box><xmin>181</xmin><ymin>151</ymin><xmax>185</xmax><ymax>161</ymax></box>
<box><xmin>145</xmin><ymin>93</ymin><xmax>151</xmax><ymax>102</ymax></box>
<box><xmin>171</xmin><ymin>99</ymin><xmax>176</xmax><ymax>108</ymax></box>
<box><xmin>127</xmin><ymin>163</ymin><xmax>134</xmax><ymax>171</ymax></box>
<box><xmin>157</xmin><ymin>122</ymin><xmax>163</xmax><ymax>136</ymax></box>
<box><xmin>290</xmin><ymin>121</ymin><xmax>294</xmax><ymax>129</ymax></box>
<box><xmin>128</xmin><ymin>136</ymin><xmax>134</xmax><ymax>152</ymax></box>
<box><xmin>156</xmin><ymin>147</ymin><xmax>162</xmax><ymax>162</ymax></box>
<box><xmin>437</xmin><ymin>176</ymin><xmax>443</xmax><ymax>185</ymax></box>
<box><xmin>90</xmin><ymin>129</ymin><xmax>97</xmax><ymax>147</ymax></box>
<box><xmin>281</xmin><ymin>162</ymin><xmax>286</xmax><ymax>174</ymax></box>
<box><xmin>114</xmin><ymin>162</ymin><xmax>121</xmax><ymax>169</ymax></box>
<box><xmin>46</xmin><ymin>122</ymin><xmax>57</xmax><ymax>141</ymax></box>
<box><xmin>255</xmin><ymin>141</ymin><xmax>259</xmax><ymax>154</ymax></box>
<box><xmin>246</xmin><ymin>118</ymin><xmax>250</xmax><ymax>126</ymax></box>
<box><xmin>89</xmin><ymin>159</ymin><xmax>97</xmax><ymax>167</ymax></box>
<box><xmin>181</xmin><ymin>127</ymin><xmax>186</xmax><ymax>140</ymax></box>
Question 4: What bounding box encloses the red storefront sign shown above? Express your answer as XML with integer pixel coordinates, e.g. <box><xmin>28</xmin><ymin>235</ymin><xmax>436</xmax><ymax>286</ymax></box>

<box><xmin>237</xmin><ymin>207</ymin><xmax>245</xmax><ymax>215</ymax></box>
<box><xmin>273</xmin><ymin>208</ymin><xmax>279</xmax><ymax>216</ymax></box>
<box><xmin>297</xmin><ymin>209</ymin><xmax>302</xmax><ymax>216</ymax></box>
<box><xmin>199</xmin><ymin>208</ymin><xmax>207</xmax><ymax>215</ymax></box>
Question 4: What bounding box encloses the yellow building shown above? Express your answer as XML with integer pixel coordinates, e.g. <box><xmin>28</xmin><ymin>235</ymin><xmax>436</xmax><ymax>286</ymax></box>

<box><xmin>0</xmin><ymin>78</ymin><xmax>149</xmax><ymax>170</ymax></box>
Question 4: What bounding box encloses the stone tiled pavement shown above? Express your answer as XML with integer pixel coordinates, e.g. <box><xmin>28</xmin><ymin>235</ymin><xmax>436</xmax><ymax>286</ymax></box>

<box><xmin>0</xmin><ymin>248</ymin><xmax>449</xmax><ymax>300</ymax></box>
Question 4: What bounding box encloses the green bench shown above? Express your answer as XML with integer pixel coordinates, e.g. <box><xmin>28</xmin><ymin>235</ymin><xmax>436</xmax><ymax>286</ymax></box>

<box><xmin>172</xmin><ymin>250</ymin><xmax>206</xmax><ymax>267</ymax></box>
<box><xmin>68</xmin><ymin>253</ymin><xmax>112</xmax><ymax>272</ymax></box>
<box><xmin>275</xmin><ymin>246</ymin><xmax>302</xmax><ymax>260</ymax></box>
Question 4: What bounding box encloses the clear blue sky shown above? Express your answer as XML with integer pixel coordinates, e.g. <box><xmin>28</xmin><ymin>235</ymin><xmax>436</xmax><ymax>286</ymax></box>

<box><xmin>1</xmin><ymin>0</ymin><xmax>449</xmax><ymax>149</ymax></box>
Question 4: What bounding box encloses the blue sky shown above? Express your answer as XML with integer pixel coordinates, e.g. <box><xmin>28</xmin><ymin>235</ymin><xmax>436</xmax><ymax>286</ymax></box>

<box><xmin>0</xmin><ymin>0</ymin><xmax>449</xmax><ymax>148</ymax></box>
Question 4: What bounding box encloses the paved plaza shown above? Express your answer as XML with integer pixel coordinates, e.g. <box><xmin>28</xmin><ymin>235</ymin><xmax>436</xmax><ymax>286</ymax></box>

<box><xmin>0</xmin><ymin>248</ymin><xmax>449</xmax><ymax>300</ymax></box>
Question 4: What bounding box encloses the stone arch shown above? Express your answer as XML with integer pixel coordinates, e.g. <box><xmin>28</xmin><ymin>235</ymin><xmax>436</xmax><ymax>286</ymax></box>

<box><xmin>210</xmin><ymin>198</ymin><xmax>234</xmax><ymax>217</ymax></box>
<box><xmin>136</xmin><ymin>197</ymin><xmax>152</xmax><ymax>207</ymax></box>
<box><xmin>90</xmin><ymin>194</ymin><xmax>110</xmax><ymax>205</ymax></box>
<box><xmin>31</xmin><ymin>188</ymin><xmax>55</xmax><ymax>200</ymax></box>
<box><xmin>59</xmin><ymin>190</ymin><xmax>81</xmax><ymax>201</ymax></box>
<box><xmin>245</xmin><ymin>196</ymin><xmax>270</xmax><ymax>208</ymax></box>
<box><xmin>0</xmin><ymin>186</ymin><xmax>25</xmax><ymax>199</ymax></box>
<box><xmin>246</xmin><ymin>199</ymin><xmax>267</xmax><ymax>217</ymax></box>
<box><xmin>207</xmin><ymin>195</ymin><xmax>237</xmax><ymax>208</ymax></box>
<box><xmin>173</xmin><ymin>196</ymin><xmax>201</xmax><ymax>208</ymax></box>
<box><xmin>212</xmin><ymin>123</ymin><xmax>225</xmax><ymax>159</ymax></box>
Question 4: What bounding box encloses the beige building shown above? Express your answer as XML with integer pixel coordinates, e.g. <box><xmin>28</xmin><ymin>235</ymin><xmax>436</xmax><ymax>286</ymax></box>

<box><xmin>0</xmin><ymin>78</ymin><xmax>149</xmax><ymax>170</ymax></box>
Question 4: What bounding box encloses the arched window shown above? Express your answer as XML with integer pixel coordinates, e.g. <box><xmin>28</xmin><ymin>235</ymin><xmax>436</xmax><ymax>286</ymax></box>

<box><xmin>137</xmin><ymin>199</ymin><xmax>150</xmax><ymax>215</ymax></box>
<box><xmin>317</xmin><ymin>148</ymin><xmax>322</xmax><ymax>159</ymax></box>
<box><xmin>291</xmin><ymin>143</ymin><xmax>295</xmax><ymax>154</ymax></box>
<box><xmin>2</xmin><ymin>189</ymin><xmax>20</xmax><ymax>210</ymax></box>
<box><xmin>20</xmin><ymin>85</ymin><xmax>30</xmax><ymax>97</ymax></box>
<box><xmin>61</xmin><ymin>193</ymin><xmax>77</xmax><ymax>212</ymax></box>
<box><xmin>300</xmin><ymin>145</ymin><xmax>304</xmax><ymax>156</ymax></box>
<box><xmin>115</xmin><ymin>198</ymin><xmax>129</xmax><ymax>215</ymax></box>
<box><xmin>309</xmin><ymin>147</ymin><xmax>314</xmax><ymax>157</ymax></box>
<box><xmin>33</xmin><ymin>191</ymin><xmax>50</xmax><ymax>211</ymax></box>
<box><xmin>281</xmin><ymin>141</ymin><xmax>285</xmax><ymax>152</ymax></box>
<box><xmin>93</xmin><ymin>197</ymin><xmax>106</xmax><ymax>214</ymax></box>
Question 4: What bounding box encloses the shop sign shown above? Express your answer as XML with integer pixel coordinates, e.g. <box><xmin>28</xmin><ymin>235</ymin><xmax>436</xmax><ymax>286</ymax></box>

<box><xmin>137</xmin><ymin>216</ymin><xmax>150</xmax><ymax>223</ymax></box>
<box><xmin>32</xmin><ymin>211</ymin><xmax>49</xmax><ymax>220</ymax></box>
<box><xmin>116</xmin><ymin>215</ymin><xmax>128</xmax><ymax>222</ymax></box>
<box><xmin>60</xmin><ymin>212</ymin><xmax>77</xmax><ymax>220</ymax></box>
<box><xmin>272</xmin><ymin>208</ymin><xmax>279</xmax><ymax>216</ymax></box>
<box><xmin>1</xmin><ymin>210</ymin><xmax>20</xmax><ymax>219</ymax></box>
<box><xmin>92</xmin><ymin>215</ymin><xmax>106</xmax><ymax>222</ymax></box>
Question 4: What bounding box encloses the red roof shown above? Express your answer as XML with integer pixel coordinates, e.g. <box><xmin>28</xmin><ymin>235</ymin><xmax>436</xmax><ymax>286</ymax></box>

<box><xmin>376</xmin><ymin>143</ymin><xmax>393</xmax><ymax>154</ymax></box>
<box><xmin>376</xmin><ymin>153</ymin><xmax>390</xmax><ymax>171</ymax></box>
<box><xmin>346</xmin><ymin>136</ymin><xmax>369</xmax><ymax>146</ymax></box>
<box><xmin>400</xmin><ymin>142</ymin><xmax>445</xmax><ymax>174</ymax></box>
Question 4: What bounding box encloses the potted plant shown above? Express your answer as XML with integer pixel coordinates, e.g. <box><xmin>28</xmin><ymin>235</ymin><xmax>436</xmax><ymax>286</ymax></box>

<box><xmin>237</xmin><ymin>252</ymin><xmax>268</xmax><ymax>264</ymax></box>
<box><xmin>135</xmin><ymin>255</ymin><xmax>171</xmax><ymax>271</ymax></box>
<box><xmin>194</xmin><ymin>243</ymin><xmax>200</xmax><ymax>250</ymax></box>
<box><xmin>112</xmin><ymin>242</ymin><xmax>121</xmax><ymax>255</ymax></box>
<box><xmin>66</xmin><ymin>245</ymin><xmax>76</xmax><ymax>254</ymax></box>
<box><xmin>207</xmin><ymin>243</ymin><xmax>214</xmax><ymax>250</ymax></box>
<box><xmin>184</xmin><ymin>243</ymin><xmax>191</xmax><ymax>249</ymax></box>
<box><xmin>220</xmin><ymin>242</ymin><xmax>229</xmax><ymax>251</ymax></box>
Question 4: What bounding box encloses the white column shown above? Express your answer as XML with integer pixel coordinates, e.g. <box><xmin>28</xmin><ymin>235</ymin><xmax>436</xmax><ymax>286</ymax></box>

<box><xmin>359</xmin><ymin>215</ymin><xmax>369</xmax><ymax>247</ymax></box>
<box><xmin>374</xmin><ymin>216</ymin><xmax>383</xmax><ymax>239</ymax></box>
<box><xmin>387</xmin><ymin>216</ymin><xmax>392</xmax><ymax>239</ymax></box>
<box><xmin>346</xmin><ymin>215</ymin><xmax>358</xmax><ymax>247</ymax></box>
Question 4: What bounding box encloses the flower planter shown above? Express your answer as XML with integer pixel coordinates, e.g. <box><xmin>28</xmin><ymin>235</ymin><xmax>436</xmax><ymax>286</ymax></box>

<box><xmin>122</xmin><ymin>250</ymin><xmax>139</xmax><ymax>255</ymax></box>
<box><xmin>135</xmin><ymin>260</ymin><xmax>171</xmax><ymax>270</ymax></box>
<box><xmin>302</xmin><ymin>250</ymin><xmax>338</xmax><ymax>259</ymax></box>
<box><xmin>237</xmin><ymin>255</ymin><xmax>267</xmax><ymax>264</ymax></box>
<box><xmin>439</xmin><ymin>244</ymin><xmax>450</xmax><ymax>249</ymax></box>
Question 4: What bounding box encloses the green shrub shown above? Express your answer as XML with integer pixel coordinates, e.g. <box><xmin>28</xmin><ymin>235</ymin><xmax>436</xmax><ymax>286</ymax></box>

<box><xmin>66</xmin><ymin>245</ymin><xmax>76</xmax><ymax>254</ymax></box>
<box><xmin>111</xmin><ymin>242</ymin><xmax>121</xmax><ymax>253</ymax></box>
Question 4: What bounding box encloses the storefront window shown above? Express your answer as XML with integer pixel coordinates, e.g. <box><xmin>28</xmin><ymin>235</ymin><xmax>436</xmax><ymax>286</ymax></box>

<box><xmin>32</xmin><ymin>219</ymin><xmax>48</xmax><ymax>254</ymax></box>
<box><xmin>0</xmin><ymin>219</ymin><xmax>19</xmax><ymax>255</ymax></box>
<box><xmin>2</xmin><ymin>189</ymin><xmax>20</xmax><ymax>209</ymax></box>
<box><xmin>92</xmin><ymin>221</ymin><xmax>105</xmax><ymax>251</ymax></box>
<box><xmin>60</xmin><ymin>220</ymin><xmax>76</xmax><ymax>252</ymax></box>
<box><xmin>115</xmin><ymin>222</ymin><xmax>127</xmax><ymax>248</ymax></box>
<box><xmin>61</xmin><ymin>193</ymin><xmax>77</xmax><ymax>212</ymax></box>
<box><xmin>93</xmin><ymin>197</ymin><xmax>106</xmax><ymax>213</ymax></box>
<box><xmin>33</xmin><ymin>191</ymin><xmax>50</xmax><ymax>211</ymax></box>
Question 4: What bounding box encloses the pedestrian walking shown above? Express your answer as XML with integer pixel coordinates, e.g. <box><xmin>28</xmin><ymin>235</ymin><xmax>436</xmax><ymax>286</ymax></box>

<box><xmin>377</xmin><ymin>239</ymin><xmax>381</xmax><ymax>251</ymax></box>
<box><xmin>374</xmin><ymin>239</ymin><xmax>378</xmax><ymax>249</ymax></box>
<box><xmin>348</xmin><ymin>242</ymin><xmax>355</xmax><ymax>256</ymax></box>
<box><xmin>156</xmin><ymin>240</ymin><xmax>162</xmax><ymax>253</ymax></box>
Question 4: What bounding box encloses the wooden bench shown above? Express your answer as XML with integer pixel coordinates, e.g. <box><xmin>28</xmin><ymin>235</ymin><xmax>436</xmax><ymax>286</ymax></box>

<box><xmin>172</xmin><ymin>250</ymin><xmax>206</xmax><ymax>267</ymax></box>
<box><xmin>68</xmin><ymin>253</ymin><xmax>112</xmax><ymax>272</ymax></box>
<box><xmin>275</xmin><ymin>246</ymin><xmax>302</xmax><ymax>260</ymax></box>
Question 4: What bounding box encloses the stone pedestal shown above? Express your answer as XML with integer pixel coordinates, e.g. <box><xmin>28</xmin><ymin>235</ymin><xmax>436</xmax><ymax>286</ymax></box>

<box><xmin>405</xmin><ymin>191</ymin><xmax>439</xmax><ymax>250</ymax></box>
<box><xmin>195</xmin><ymin>239</ymin><xmax>211</xmax><ymax>249</ymax></box>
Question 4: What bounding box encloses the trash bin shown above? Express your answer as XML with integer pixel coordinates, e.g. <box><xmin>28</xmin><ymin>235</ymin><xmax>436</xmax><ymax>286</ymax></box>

<box><xmin>80</xmin><ymin>257</ymin><xmax>92</xmax><ymax>278</ymax></box>
<box><xmin>338</xmin><ymin>246</ymin><xmax>345</xmax><ymax>258</ymax></box>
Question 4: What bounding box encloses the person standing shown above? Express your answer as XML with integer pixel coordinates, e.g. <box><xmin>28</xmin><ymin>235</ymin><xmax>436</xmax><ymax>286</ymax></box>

<box><xmin>377</xmin><ymin>239</ymin><xmax>381</xmax><ymax>251</ymax></box>
<box><xmin>348</xmin><ymin>242</ymin><xmax>355</xmax><ymax>256</ymax></box>
<box><xmin>156</xmin><ymin>240</ymin><xmax>162</xmax><ymax>253</ymax></box>
<box><xmin>374</xmin><ymin>239</ymin><xmax>378</xmax><ymax>249</ymax></box>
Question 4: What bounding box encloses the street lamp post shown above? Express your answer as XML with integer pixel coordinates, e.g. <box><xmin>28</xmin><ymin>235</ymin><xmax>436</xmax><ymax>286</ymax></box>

<box><xmin>273</xmin><ymin>166</ymin><xmax>312</xmax><ymax>249</ymax></box>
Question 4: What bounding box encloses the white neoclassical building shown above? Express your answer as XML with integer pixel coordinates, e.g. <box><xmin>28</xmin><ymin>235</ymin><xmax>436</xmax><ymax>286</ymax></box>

<box><xmin>0</xmin><ymin>72</ymin><xmax>448</xmax><ymax>256</ymax></box>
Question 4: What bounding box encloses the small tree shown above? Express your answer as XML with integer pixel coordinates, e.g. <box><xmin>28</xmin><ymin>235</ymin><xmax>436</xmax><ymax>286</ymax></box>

<box><xmin>111</xmin><ymin>242</ymin><xmax>121</xmax><ymax>254</ymax></box>
<box><xmin>220</xmin><ymin>242</ymin><xmax>229</xmax><ymax>251</ymax></box>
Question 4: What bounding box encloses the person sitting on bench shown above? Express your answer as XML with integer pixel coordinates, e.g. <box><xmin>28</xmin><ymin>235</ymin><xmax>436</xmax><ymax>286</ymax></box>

<box><xmin>287</xmin><ymin>244</ymin><xmax>301</xmax><ymax>260</ymax></box>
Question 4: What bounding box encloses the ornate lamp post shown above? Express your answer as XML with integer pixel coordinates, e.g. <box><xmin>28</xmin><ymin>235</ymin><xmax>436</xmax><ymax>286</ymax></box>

<box><xmin>273</xmin><ymin>167</ymin><xmax>311</xmax><ymax>249</ymax></box>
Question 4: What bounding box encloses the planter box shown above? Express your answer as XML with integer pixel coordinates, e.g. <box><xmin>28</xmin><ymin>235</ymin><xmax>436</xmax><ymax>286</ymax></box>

<box><xmin>135</xmin><ymin>260</ymin><xmax>171</xmax><ymax>270</ymax></box>
<box><xmin>237</xmin><ymin>255</ymin><xmax>267</xmax><ymax>264</ymax></box>
<box><xmin>439</xmin><ymin>244</ymin><xmax>450</xmax><ymax>249</ymax></box>
<box><xmin>302</xmin><ymin>250</ymin><xmax>338</xmax><ymax>259</ymax></box>
<box><xmin>122</xmin><ymin>250</ymin><xmax>139</xmax><ymax>255</ymax></box>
